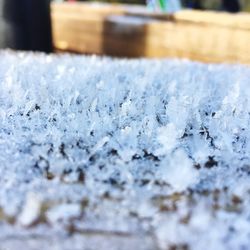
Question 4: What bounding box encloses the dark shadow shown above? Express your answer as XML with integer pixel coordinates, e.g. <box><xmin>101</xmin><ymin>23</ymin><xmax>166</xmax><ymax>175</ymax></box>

<box><xmin>0</xmin><ymin>0</ymin><xmax>52</xmax><ymax>52</ymax></box>
<box><xmin>102</xmin><ymin>11</ymin><xmax>174</xmax><ymax>58</ymax></box>
<box><xmin>222</xmin><ymin>0</ymin><xmax>240</xmax><ymax>13</ymax></box>
<box><xmin>102</xmin><ymin>15</ymin><xmax>147</xmax><ymax>58</ymax></box>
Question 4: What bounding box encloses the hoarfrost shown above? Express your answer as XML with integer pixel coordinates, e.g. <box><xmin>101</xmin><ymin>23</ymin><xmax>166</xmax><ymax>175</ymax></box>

<box><xmin>0</xmin><ymin>51</ymin><xmax>250</xmax><ymax>249</ymax></box>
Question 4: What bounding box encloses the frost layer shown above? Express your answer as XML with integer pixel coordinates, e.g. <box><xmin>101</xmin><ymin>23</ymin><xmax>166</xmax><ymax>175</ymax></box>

<box><xmin>1</xmin><ymin>51</ymin><xmax>250</xmax><ymax>250</ymax></box>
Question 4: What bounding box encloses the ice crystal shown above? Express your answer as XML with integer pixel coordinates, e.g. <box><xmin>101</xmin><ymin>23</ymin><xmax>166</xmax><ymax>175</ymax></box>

<box><xmin>0</xmin><ymin>51</ymin><xmax>250</xmax><ymax>249</ymax></box>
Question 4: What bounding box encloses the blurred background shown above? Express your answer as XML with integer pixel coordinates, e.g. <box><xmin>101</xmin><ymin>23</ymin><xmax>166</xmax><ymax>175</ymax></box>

<box><xmin>56</xmin><ymin>0</ymin><xmax>250</xmax><ymax>12</ymax></box>
<box><xmin>0</xmin><ymin>0</ymin><xmax>250</xmax><ymax>64</ymax></box>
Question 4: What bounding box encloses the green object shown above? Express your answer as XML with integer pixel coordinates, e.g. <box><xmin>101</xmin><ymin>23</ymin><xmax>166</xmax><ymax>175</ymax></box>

<box><xmin>158</xmin><ymin>0</ymin><xmax>166</xmax><ymax>10</ymax></box>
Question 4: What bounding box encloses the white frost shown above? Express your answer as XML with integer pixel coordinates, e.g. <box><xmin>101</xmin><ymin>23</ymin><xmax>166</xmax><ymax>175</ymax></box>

<box><xmin>0</xmin><ymin>51</ymin><xmax>250</xmax><ymax>250</ymax></box>
<box><xmin>18</xmin><ymin>193</ymin><xmax>41</xmax><ymax>227</ymax></box>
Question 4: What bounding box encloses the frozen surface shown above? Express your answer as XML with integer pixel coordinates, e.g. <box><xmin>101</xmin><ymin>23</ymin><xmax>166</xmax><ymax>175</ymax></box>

<box><xmin>1</xmin><ymin>51</ymin><xmax>250</xmax><ymax>249</ymax></box>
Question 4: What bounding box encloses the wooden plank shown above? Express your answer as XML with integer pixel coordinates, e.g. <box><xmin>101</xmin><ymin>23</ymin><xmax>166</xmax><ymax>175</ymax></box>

<box><xmin>50</xmin><ymin>2</ymin><xmax>250</xmax><ymax>64</ymax></box>
<box><xmin>145</xmin><ymin>20</ymin><xmax>250</xmax><ymax>63</ymax></box>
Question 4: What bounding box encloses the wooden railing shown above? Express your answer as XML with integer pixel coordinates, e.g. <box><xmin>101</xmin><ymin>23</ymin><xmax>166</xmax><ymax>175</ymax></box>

<box><xmin>51</xmin><ymin>2</ymin><xmax>250</xmax><ymax>64</ymax></box>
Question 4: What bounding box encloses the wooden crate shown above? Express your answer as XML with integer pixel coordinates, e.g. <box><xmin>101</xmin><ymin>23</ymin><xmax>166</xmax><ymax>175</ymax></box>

<box><xmin>51</xmin><ymin>2</ymin><xmax>250</xmax><ymax>64</ymax></box>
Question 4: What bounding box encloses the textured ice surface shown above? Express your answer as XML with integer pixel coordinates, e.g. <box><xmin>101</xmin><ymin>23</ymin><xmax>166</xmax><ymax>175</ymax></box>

<box><xmin>1</xmin><ymin>51</ymin><xmax>250</xmax><ymax>250</ymax></box>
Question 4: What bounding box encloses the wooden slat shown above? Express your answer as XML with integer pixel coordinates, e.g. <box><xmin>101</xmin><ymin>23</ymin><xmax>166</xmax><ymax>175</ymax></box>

<box><xmin>51</xmin><ymin>2</ymin><xmax>250</xmax><ymax>64</ymax></box>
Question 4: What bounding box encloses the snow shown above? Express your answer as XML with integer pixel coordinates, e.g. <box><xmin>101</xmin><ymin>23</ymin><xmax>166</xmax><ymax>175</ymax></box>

<box><xmin>159</xmin><ymin>148</ymin><xmax>199</xmax><ymax>191</ymax></box>
<box><xmin>1</xmin><ymin>50</ymin><xmax>250</xmax><ymax>249</ymax></box>
<box><xmin>17</xmin><ymin>193</ymin><xmax>42</xmax><ymax>227</ymax></box>
<box><xmin>46</xmin><ymin>203</ymin><xmax>82</xmax><ymax>224</ymax></box>
<box><xmin>107</xmin><ymin>15</ymin><xmax>152</xmax><ymax>26</ymax></box>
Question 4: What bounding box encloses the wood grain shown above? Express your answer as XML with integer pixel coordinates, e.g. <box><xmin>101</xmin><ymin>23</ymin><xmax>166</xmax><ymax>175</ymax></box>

<box><xmin>51</xmin><ymin>2</ymin><xmax>250</xmax><ymax>64</ymax></box>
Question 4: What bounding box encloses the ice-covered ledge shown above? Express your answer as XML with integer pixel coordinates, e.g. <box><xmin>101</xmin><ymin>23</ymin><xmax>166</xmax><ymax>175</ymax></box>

<box><xmin>0</xmin><ymin>51</ymin><xmax>250</xmax><ymax>250</ymax></box>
